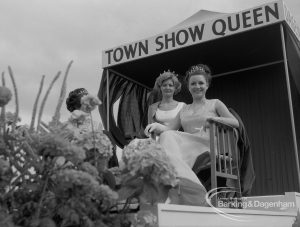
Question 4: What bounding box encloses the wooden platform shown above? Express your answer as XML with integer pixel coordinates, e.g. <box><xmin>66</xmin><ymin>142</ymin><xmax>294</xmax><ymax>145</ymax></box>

<box><xmin>157</xmin><ymin>204</ymin><xmax>296</xmax><ymax>227</ymax></box>
<box><xmin>243</xmin><ymin>192</ymin><xmax>300</xmax><ymax>213</ymax></box>
<box><xmin>144</xmin><ymin>192</ymin><xmax>300</xmax><ymax>227</ymax></box>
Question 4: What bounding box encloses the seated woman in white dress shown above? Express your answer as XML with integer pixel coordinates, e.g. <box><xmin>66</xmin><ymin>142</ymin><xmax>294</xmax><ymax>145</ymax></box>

<box><xmin>147</xmin><ymin>70</ymin><xmax>185</xmax><ymax>127</ymax></box>
<box><xmin>145</xmin><ymin>64</ymin><xmax>239</xmax><ymax>206</ymax></box>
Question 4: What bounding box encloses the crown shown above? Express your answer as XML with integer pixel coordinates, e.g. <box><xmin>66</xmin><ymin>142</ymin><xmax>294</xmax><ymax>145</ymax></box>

<box><xmin>159</xmin><ymin>69</ymin><xmax>178</xmax><ymax>78</ymax></box>
<box><xmin>70</xmin><ymin>88</ymin><xmax>88</xmax><ymax>97</ymax></box>
<box><xmin>186</xmin><ymin>64</ymin><xmax>208</xmax><ymax>77</ymax></box>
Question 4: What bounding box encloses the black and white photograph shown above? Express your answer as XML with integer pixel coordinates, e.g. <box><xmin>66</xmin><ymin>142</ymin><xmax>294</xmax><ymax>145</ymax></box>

<box><xmin>1</xmin><ymin>0</ymin><xmax>300</xmax><ymax>226</ymax></box>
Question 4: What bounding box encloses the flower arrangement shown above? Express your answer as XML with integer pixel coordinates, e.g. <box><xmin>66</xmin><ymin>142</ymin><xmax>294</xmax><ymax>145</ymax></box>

<box><xmin>74</xmin><ymin>131</ymin><xmax>113</xmax><ymax>159</ymax></box>
<box><xmin>68</xmin><ymin>110</ymin><xmax>90</xmax><ymax>127</ymax></box>
<box><xmin>119</xmin><ymin>139</ymin><xmax>178</xmax><ymax>205</ymax></box>
<box><xmin>132</xmin><ymin>210</ymin><xmax>158</xmax><ymax>227</ymax></box>
<box><xmin>116</xmin><ymin>139</ymin><xmax>179</xmax><ymax>227</ymax></box>
<box><xmin>0</xmin><ymin>64</ymin><xmax>179</xmax><ymax>227</ymax></box>
<box><xmin>36</xmin><ymin>133</ymin><xmax>86</xmax><ymax>164</ymax></box>
<box><xmin>122</xmin><ymin>139</ymin><xmax>178</xmax><ymax>187</ymax></box>
<box><xmin>80</xmin><ymin>94</ymin><xmax>101</xmax><ymax>113</ymax></box>
<box><xmin>66</xmin><ymin>92</ymin><xmax>111</xmax><ymax>170</ymax></box>
<box><xmin>0</xmin><ymin>64</ymin><xmax>122</xmax><ymax>227</ymax></box>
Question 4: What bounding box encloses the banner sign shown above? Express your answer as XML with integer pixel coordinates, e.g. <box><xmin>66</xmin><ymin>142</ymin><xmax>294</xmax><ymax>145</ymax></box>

<box><xmin>283</xmin><ymin>2</ymin><xmax>300</xmax><ymax>42</ymax></box>
<box><xmin>102</xmin><ymin>1</ymin><xmax>285</xmax><ymax>68</ymax></box>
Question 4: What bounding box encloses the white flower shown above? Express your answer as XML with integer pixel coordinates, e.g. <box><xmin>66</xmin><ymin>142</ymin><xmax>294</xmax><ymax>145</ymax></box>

<box><xmin>80</xmin><ymin>162</ymin><xmax>99</xmax><ymax>177</ymax></box>
<box><xmin>75</xmin><ymin>131</ymin><xmax>113</xmax><ymax>159</ymax></box>
<box><xmin>37</xmin><ymin>134</ymin><xmax>86</xmax><ymax>164</ymax></box>
<box><xmin>68</xmin><ymin>110</ymin><xmax>89</xmax><ymax>126</ymax></box>
<box><xmin>80</xmin><ymin>95</ymin><xmax>101</xmax><ymax>113</ymax></box>
<box><xmin>135</xmin><ymin>210</ymin><xmax>158</xmax><ymax>227</ymax></box>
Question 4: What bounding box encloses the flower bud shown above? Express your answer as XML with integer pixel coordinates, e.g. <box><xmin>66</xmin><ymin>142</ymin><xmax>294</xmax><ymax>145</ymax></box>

<box><xmin>0</xmin><ymin>86</ymin><xmax>12</xmax><ymax>107</ymax></box>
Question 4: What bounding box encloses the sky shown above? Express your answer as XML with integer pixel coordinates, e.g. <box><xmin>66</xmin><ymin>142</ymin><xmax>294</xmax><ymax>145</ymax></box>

<box><xmin>1</xmin><ymin>0</ymin><xmax>300</xmax><ymax>126</ymax></box>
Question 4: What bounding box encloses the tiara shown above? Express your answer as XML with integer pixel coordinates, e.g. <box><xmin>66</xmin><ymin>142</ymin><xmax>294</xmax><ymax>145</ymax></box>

<box><xmin>159</xmin><ymin>69</ymin><xmax>178</xmax><ymax>78</ymax></box>
<box><xmin>186</xmin><ymin>65</ymin><xmax>208</xmax><ymax>77</ymax></box>
<box><xmin>70</xmin><ymin>88</ymin><xmax>88</xmax><ymax>97</ymax></box>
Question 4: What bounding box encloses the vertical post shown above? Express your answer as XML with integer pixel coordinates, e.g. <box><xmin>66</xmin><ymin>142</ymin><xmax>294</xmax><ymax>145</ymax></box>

<box><xmin>221</xmin><ymin>128</ymin><xmax>227</xmax><ymax>173</ymax></box>
<box><xmin>227</xmin><ymin>130</ymin><xmax>233</xmax><ymax>175</ymax></box>
<box><xmin>106</xmin><ymin>69</ymin><xmax>110</xmax><ymax>132</ymax></box>
<box><xmin>280</xmin><ymin>24</ymin><xmax>300</xmax><ymax>191</ymax></box>
<box><xmin>210</xmin><ymin>122</ymin><xmax>217</xmax><ymax>207</ymax></box>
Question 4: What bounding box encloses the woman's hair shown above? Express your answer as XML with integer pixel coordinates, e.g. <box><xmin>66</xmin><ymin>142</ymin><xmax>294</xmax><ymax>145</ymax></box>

<box><xmin>153</xmin><ymin>70</ymin><xmax>181</xmax><ymax>95</ymax></box>
<box><xmin>185</xmin><ymin>64</ymin><xmax>212</xmax><ymax>86</ymax></box>
<box><xmin>66</xmin><ymin>88</ymin><xmax>88</xmax><ymax>112</ymax></box>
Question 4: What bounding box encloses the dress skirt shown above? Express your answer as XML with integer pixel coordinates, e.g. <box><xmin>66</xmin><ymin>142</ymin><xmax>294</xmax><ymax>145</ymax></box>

<box><xmin>159</xmin><ymin>130</ymin><xmax>210</xmax><ymax>206</ymax></box>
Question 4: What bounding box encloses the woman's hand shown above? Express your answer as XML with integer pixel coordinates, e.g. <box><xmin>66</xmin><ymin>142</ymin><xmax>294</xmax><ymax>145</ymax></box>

<box><xmin>144</xmin><ymin>123</ymin><xmax>165</xmax><ymax>137</ymax></box>
<box><xmin>206</xmin><ymin>116</ymin><xmax>219</xmax><ymax>122</ymax></box>
<box><xmin>204</xmin><ymin>116</ymin><xmax>219</xmax><ymax>131</ymax></box>
<box><xmin>205</xmin><ymin>116</ymin><xmax>234</xmax><ymax>130</ymax></box>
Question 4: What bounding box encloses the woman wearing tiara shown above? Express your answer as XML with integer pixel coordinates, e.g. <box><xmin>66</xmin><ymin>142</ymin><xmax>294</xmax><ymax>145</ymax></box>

<box><xmin>66</xmin><ymin>88</ymin><xmax>102</xmax><ymax>134</ymax></box>
<box><xmin>147</xmin><ymin>70</ymin><xmax>185</xmax><ymax>128</ymax></box>
<box><xmin>145</xmin><ymin>64</ymin><xmax>239</xmax><ymax>206</ymax></box>
<box><xmin>66</xmin><ymin>88</ymin><xmax>119</xmax><ymax>169</ymax></box>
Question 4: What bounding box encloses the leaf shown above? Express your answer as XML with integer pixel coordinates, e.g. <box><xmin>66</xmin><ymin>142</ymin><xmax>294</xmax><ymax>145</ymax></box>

<box><xmin>69</xmin><ymin>211</ymin><xmax>80</xmax><ymax>225</ymax></box>
<box><xmin>0</xmin><ymin>213</ymin><xmax>15</xmax><ymax>227</ymax></box>
<box><xmin>140</xmin><ymin>182</ymin><xmax>168</xmax><ymax>204</ymax></box>
<box><xmin>82</xmin><ymin>216</ymin><xmax>95</xmax><ymax>227</ymax></box>
<box><xmin>117</xmin><ymin>185</ymin><xmax>143</xmax><ymax>201</ymax></box>
<box><xmin>117</xmin><ymin>175</ymin><xmax>145</xmax><ymax>201</ymax></box>
<box><xmin>57</xmin><ymin>205</ymin><xmax>70</xmax><ymax>219</ymax></box>
<box><xmin>37</xmin><ymin>218</ymin><xmax>57</xmax><ymax>227</ymax></box>
<box><xmin>103</xmin><ymin>170</ymin><xmax>116</xmax><ymax>189</ymax></box>
<box><xmin>139</xmin><ymin>184</ymin><xmax>158</xmax><ymax>204</ymax></box>
<box><xmin>121</xmin><ymin>174</ymin><xmax>142</xmax><ymax>187</ymax></box>
<box><xmin>29</xmin><ymin>219</ymin><xmax>40</xmax><ymax>227</ymax></box>
<box><xmin>24</xmin><ymin>183</ymin><xmax>41</xmax><ymax>192</ymax></box>
<box><xmin>94</xmin><ymin>219</ymin><xmax>109</xmax><ymax>227</ymax></box>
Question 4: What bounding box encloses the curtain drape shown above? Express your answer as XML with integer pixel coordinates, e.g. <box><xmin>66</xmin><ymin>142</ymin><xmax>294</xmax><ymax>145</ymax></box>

<box><xmin>98</xmin><ymin>69</ymin><xmax>149</xmax><ymax>148</ymax></box>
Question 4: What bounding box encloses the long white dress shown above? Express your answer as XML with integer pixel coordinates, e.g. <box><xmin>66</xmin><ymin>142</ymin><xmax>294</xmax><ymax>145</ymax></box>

<box><xmin>154</xmin><ymin>102</ymin><xmax>185</xmax><ymax>126</ymax></box>
<box><xmin>158</xmin><ymin>99</ymin><xmax>219</xmax><ymax>206</ymax></box>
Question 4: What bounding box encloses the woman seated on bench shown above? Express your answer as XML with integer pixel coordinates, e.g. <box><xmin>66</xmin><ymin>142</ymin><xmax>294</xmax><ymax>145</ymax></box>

<box><xmin>145</xmin><ymin>64</ymin><xmax>239</xmax><ymax>206</ymax></box>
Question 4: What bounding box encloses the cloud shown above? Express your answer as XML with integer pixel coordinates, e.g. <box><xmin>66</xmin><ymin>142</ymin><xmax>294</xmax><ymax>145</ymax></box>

<box><xmin>0</xmin><ymin>0</ymin><xmax>299</xmax><ymax>126</ymax></box>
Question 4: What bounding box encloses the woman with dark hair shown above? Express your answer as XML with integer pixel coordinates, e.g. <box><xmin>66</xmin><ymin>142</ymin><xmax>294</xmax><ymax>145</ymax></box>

<box><xmin>66</xmin><ymin>88</ymin><xmax>119</xmax><ymax>169</ymax></box>
<box><xmin>145</xmin><ymin>64</ymin><xmax>238</xmax><ymax>206</ymax></box>
<box><xmin>147</xmin><ymin>70</ymin><xmax>185</xmax><ymax>127</ymax></box>
<box><xmin>66</xmin><ymin>88</ymin><xmax>89</xmax><ymax>112</ymax></box>
<box><xmin>66</xmin><ymin>88</ymin><xmax>102</xmax><ymax>132</ymax></box>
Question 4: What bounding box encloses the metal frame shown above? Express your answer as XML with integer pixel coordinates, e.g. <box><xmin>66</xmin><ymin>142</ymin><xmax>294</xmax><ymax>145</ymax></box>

<box><xmin>280</xmin><ymin>23</ymin><xmax>300</xmax><ymax>191</ymax></box>
<box><xmin>102</xmin><ymin>22</ymin><xmax>300</xmax><ymax>194</ymax></box>
<box><xmin>106</xmin><ymin>69</ymin><xmax>110</xmax><ymax>131</ymax></box>
<box><xmin>213</xmin><ymin>60</ymin><xmax>284</xmax><ymax>79</ymax></box>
